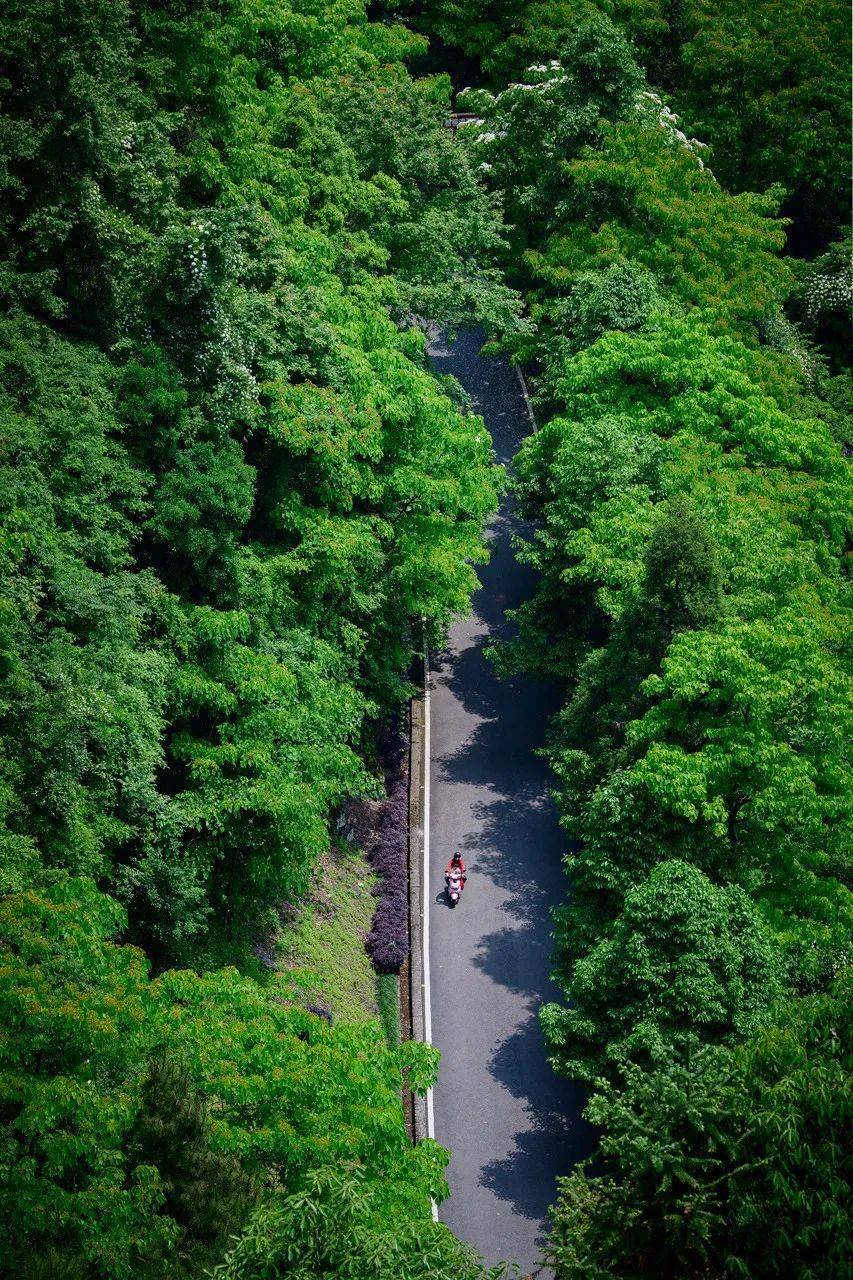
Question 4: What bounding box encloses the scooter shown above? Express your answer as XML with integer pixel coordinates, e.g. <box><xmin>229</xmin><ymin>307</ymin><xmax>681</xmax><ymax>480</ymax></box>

<box><xmin>445</xmin><ymin>871</ymin><xmax>464</xmax><ymax>907</ymax></box>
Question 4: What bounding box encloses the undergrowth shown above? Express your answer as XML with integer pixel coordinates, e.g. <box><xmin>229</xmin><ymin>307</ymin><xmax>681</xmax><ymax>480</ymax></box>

<box><xmin>277</xmin><ymin>842</ymin><xmax>379</xmax><ymax>1024</ymax></box>
<box><xmin>377</xmin><ymin>972</ymin><xmax>401</xmax><ymax>1048</ymax></box>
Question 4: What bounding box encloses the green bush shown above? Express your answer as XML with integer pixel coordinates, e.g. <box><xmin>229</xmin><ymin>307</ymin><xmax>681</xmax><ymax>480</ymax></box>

<box><xmin>377</xmin><ymin>971</ymin><xmax>402</xmax><ymax>1048</ymax></box>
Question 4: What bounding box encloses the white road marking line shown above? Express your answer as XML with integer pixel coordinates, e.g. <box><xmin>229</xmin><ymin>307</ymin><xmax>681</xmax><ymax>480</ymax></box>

<box><xmin>422</xmin><ymin>645</ymin><xmax>439</xmax><ymax>1221</ymax></box>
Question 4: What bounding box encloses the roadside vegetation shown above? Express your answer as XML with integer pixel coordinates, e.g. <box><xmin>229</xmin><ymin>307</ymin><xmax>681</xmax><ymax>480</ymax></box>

<box><xmin>421</xmin><ymin>9</ymin><xmax>850</xmax><ymax>1277</ymax></box>
<box><xmin>0</xmin><ymin>1</ymin><xmax>516</xmax><ymax>1276</ymax></box>
<box><xmin>275</xmin><ymin>840</ymin><xmax>379</xmax><ymax>1026</ymax></box>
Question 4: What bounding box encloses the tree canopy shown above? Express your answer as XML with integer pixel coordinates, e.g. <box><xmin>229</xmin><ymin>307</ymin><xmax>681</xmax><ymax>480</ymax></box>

<box><xmin>0</xmin><ymin>876</ymin><xmax>461</xmax><ymax>1277</ymax></box>
<box><xmin>405</xmin><ymin>0</ymin><xmax>851</xmax><ymax>248</ymax></box>
<box><xmin>432</xmin><ymin>11</ymin><xmax>852</xmax><ymax>1275</ymax></box>
<box><xmin>547</xmin><ymin>981</ymin><xmax>852</xmax><ymax>1279</ymax></box>
<box><xmin>1</xmin><ymin>0</ymin><xmax>849</xmax><ymax>1274</ymax></box>
<box><xmin>0</xmin><ymin>0</ymin><xmax>515</xmax><ymax>1274</ymax></box>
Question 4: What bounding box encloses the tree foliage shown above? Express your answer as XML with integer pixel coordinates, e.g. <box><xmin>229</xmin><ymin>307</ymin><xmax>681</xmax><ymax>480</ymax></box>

<box><xmin>2</xmin><ymin>0</ymin><xmax>849</xmax><ymax>1273</ymax></box>
<box><xmin>442</xmin><ymin>10</ymin><xmax>852</xmax><ymax>1268</ymax></box>
<box><xmin>0</xmin><ymin>0</ymin><xmax>511</xmax><ymax>954</ymax></box>
<box><xmin>130</xmin><ymin>1056</ymin><xmax>257</xmax><ymax>1273</ymax></box>
<box><xmin>458</xmin><ymin>21</ymin><xmax>792</xmax><ymax>349</ymax></box>
<box><xmin>642</xmin><ymin>498</ymin><xmax>724</xmax><ymax>639</ymax></box>
<box><xmin>211</xmin><ymin>1166</ymin><xmax>512</xmax><ymax>1280</ymax></box>
<box><xmin>678</xmin><ymin>0</ymin><xmax>851</xmax><ymax>248</ymax></box>
<box><xmin>0</xmin><ymin>0</ymin><xmax>515</xmax><ymax>1274</ymax></box>
<box><xmin>541</xmin><ymin>860</ymin><xmax>784</xmax><ymax>1080</ymax></box>
<box><xmin>407</xmin><ymin>0</ymin><xmax>850</xmax><ymax>248</ymax></box>
<box><xmin>0</xmin><ymin>879</ymin><xmax>171</xmax><ymax>1279</ymax></box>
<box><xmin>512</xmin><ymin>319</ymin><xmax>851</xmax><ymax>1069</ymax></box>
<box><xmin>547</xmin><ymin>980</ymin><xmax>852</xmax><ymax>1279</ymax></box>
<box><xmin>0</xmin><ymin>877</ymin><xmax>461</xmax><ymax>1278</ymax></box>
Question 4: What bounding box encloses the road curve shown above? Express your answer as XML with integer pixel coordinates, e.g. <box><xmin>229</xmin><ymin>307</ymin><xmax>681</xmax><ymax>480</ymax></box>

<box><xmin>427</xmin><ymin>329</ymin><xmax>593</xmax><ymax>1277</ymax></box>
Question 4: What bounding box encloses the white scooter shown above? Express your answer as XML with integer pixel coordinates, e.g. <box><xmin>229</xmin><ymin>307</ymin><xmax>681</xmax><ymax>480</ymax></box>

<box><xmin>445</xmin><ymin>870</ymin><xmax>464</xmax><ymax>907</ymax></box>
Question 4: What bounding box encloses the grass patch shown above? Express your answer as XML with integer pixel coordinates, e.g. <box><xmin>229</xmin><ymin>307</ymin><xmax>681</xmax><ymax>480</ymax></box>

<box><xmin>376</xmin><ymin>972</ymin><xmax>401</xmax><ymax>1048</ymax></box>
<box><xmin>276</xmin><ymin>841</ymin><xmax>380</xmax><ymax>1024</ymax></box>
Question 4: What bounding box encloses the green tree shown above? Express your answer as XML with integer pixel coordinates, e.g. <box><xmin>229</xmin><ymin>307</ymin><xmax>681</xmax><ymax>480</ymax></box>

<box><xmin>0</xmin><ymin>0</ymin><xmax>172</xmax><ymax>332</ymax></box>
<box><xmin>547</xmin><ymin>979</ymin><xmax>852</xmax><ymax>1279</ymax></box>
<box><xmin>541</xmin><ymin>860</ymin><xmax>783</xmax><ymax>1079</ymax></box>
<box><xmin>211</xmin><ymin>1166</ymin><xmax>510</xmax><ymax>1280</ymax></box>
<box><xmin>0</xmin><ymin>875</ymin><xmax>489</xmax><ymax>1278</ymax></box>
<box><xmin>458</xmin><ymin>18</ymin><xmax>645</xmax><ymax>252</ymax></box>
<box><xmin>0</xmin><ymin>878</ymin><xmax>174</xmax><ymax>1279</ymax></box>
<box><xmin>679</xmin><ymin>0</ymin><xmax>851</xmax><ymax>248</ymax></box>
<box><xmin>525</xmin><ymin>112</ymin><xmax>789</xmax><ymax>342</ymax></box>
<box><xmin>459</xmin><ymin>20</ymin><xmax>791</xmax><ymax>345</ymax></box>
<box><xmin>0</xmin><ymin>0</ymin><xmax>508</xmax><ymax>956</ymax></box>
<box><xmin>151</xmin><ymin>964</ymin><xmax>448</xmax><ymax>1217</ymax></box>
<box><xmin>512</xmin><ymin>320</ymin><xmax>851</xmax><ymax>974</ymax></box>
<box><xmin>0</xmin><ymin>315</ymin><xmax>167</xmax><ymax>894</ymax></box>
<box><xmin>130</xmin><ymin>1056</ymin><xmax>257</xmax><ymax>1273</ymax></box>
<box><xmin>548</xmin><ymin>262</ymin><xmax>669</xmax><ymax>357</ymax></box>
<box><xmin>408</xmin><ymin>0</ymin><xmax>851</xmax><ymax>248</ymax></box>
<box><xmin>0</xmin><ymin>2</ymin><xmax>516</xmax><ymax>1274</ymax></box>
<box><xmin>790</xmin><ymin>237</ymin><xmax>853</xmax><ymax>375</ymax></box>
<box><xmin>642</xmin><ymin>498</ymin><xmax>723</xmax><ymax>638</ymax></box>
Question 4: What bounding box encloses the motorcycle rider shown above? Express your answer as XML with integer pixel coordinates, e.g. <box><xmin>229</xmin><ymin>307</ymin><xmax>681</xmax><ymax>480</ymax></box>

<box><xmin>444</xmin><ymin>850</ymin><xmax>467</xmax><ymax>891</ymax></box>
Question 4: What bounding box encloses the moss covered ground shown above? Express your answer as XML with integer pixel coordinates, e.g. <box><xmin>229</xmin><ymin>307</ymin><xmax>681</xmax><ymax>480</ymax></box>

<box><xmin>277</xmin><ymin>842</ymin><xmax>380</xmax><ymax>1024</ymax></box>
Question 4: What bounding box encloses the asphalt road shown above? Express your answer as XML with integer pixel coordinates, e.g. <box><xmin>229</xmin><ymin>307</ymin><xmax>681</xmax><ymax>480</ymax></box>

<box><xmin>427</xmin><ymin>329</ymin><xmax>592</xmax><ymax>1278</ymax></box>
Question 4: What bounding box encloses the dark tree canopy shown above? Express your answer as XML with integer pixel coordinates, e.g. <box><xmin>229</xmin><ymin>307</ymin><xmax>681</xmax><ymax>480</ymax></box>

<box><xmin>1</xmin><ymin>0</ymin><xmax>848</xmax><ymax>1275</ymax></box>
<box><xmin>642</xmin><ymin>499</ymin><xmax>724</xmax><ymax>637</ymax></box>
<box><xmin>0</xmin><ymin>1</ymin><xmax>515</xmax><ymax>1275</ymax></box>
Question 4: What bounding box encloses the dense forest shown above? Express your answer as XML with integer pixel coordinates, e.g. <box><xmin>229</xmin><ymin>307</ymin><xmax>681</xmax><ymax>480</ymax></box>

<box><xmin>428</xmin><ymin>6</ymin><xmax>851</xmax><ymax>1278</ymax></box>
<box><xmin>0</xmin><ymin>0</ymin><xmax>850</xmax><ymax>1277</ymax></box>
<box><xmin>0</xmin><ymin>1</ymin><xmax>517</xmax><ymax>1275</ymax></box>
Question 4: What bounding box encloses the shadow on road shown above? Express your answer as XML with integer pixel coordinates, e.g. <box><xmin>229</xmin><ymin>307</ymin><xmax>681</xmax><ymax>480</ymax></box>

<box><xmin>478</xmin><ymin>1020</ymin><xmax>592</xmax><ymax>1225</ymax></box>
<box><xmin>435</xmin><ymin>891</ymin><xmax>466</xmax><ymax>910</ymax></box>
<box><xmin>428</xmin><ymin>328</ymin><xmax>595</xmax><ymax>1272</ymax></box>
<box><xmin>433</xmin><ymin>666</ymin><xmax>596</xmax><ymax>1214</ymax></box>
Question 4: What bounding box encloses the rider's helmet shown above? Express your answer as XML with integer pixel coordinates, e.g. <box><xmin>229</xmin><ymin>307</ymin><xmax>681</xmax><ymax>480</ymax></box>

<box><xmin>451</xmin><ymin>851</ymin><xmax>462</xmax><ymax>866</ymax></box>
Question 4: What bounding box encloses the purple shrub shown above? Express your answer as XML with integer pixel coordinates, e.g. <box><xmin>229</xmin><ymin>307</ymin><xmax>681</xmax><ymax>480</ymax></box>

<box><xmin>365</xmin><ymin>775</ymin><xmax>410</xmax><ymax>974</ymax></box>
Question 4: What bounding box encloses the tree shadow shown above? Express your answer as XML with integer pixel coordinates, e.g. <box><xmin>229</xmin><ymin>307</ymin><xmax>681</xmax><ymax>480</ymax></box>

<box><xmin>477</xmin><ymin>1017</ymin><xmax>595</xmax><ymax>1226</ymax></box>
<box><xmin>427</xmin><ymin>327</ymin><xmax>595</xmax><ymax>1265</ymax></box>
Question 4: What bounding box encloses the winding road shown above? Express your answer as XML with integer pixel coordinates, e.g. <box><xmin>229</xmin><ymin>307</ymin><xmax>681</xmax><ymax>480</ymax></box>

<box><xmin>426</xmin><ymin>330</ymin><xmax>592</xmax><ymax>1277</ymax></box>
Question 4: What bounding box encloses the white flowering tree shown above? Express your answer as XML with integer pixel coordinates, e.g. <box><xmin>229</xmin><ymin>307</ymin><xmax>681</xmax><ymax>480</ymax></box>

<box><xmin>457</xmin><ymin>17</ymin><xmax>644</xmax><ymax>240</ymax></box>
<box><xmin>457</xmin><ymin>16</ymin><xmax>791</xmax><ymax>346</ymax></box>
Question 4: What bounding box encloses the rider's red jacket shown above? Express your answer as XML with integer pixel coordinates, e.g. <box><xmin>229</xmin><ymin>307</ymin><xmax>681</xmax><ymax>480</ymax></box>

<box><xmin>445</xmin><ymin>856</ymin><xmax>467</xmax><ymax>882</ymax></box>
